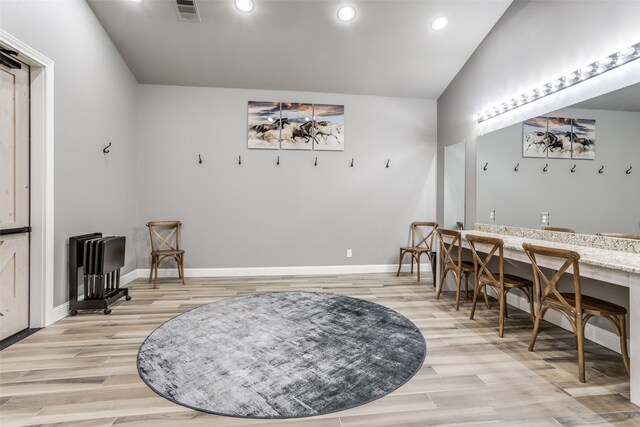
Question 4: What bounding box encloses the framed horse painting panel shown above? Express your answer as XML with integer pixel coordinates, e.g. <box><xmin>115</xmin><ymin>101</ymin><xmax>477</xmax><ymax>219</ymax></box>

<box><xmin>571</xmin><ymin>118</ymin><xmax>596</xmax><ymax>159</ymax></box>
<box><xmin>522</xmin><ymin>116</ymin><xmax>548</xmax><ymax>158</ymax></box>
<box><xmin>546</xmin><ymin>117</ymin><xmax>572</xmax><ymax>159</ymax></box>
<box><xmin>312</xmin><ymin>104</ymin><xmax>345</xmax><ymax>151</ymax></box>
<box><xmin>248</xmin><ymin>101</ymin><xmax>281</xmax><ymax>149</ymax></box>
<box><xmin>280</xmin><ymin>102</ymin><xmax>314</xmax><ymax>150</ymax></box>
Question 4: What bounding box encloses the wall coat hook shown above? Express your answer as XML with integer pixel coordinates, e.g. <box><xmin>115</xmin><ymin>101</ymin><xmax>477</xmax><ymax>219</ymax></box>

<box><xmin>483</xmin><ymin>162</ymin><xmax>488</xmax><ymax>171</ymax></box>
<box><xmin>543</xmin><ymin>164</ymin><xmax>548</xmax><ymax>172</ymax></box>
<box><xmin>514</xmin><ymin>163</ymin><xmax>519</xmax><ymax>172</ymax></box>
<box><xmin>571</xmin><ymin>164</ymin><xmax>576</xmax><ymax>173</ymax></box>
<box><xmin>599</xmin><ymin>165</ymin><xmax>604</xmax><ymax>174</ymax></box>
<box><xmin>350</xmin><ymin>158</ymin><xmax>354</xmax><ymax>167</ymax></box>
<box><xmin>198</xmin><ymin>154</ymin><xmax>203</xmax><ymax>164</ymax></box>
<box><xmin>314</xmin><ymin>157</ymin><xmax>318</xmax><ymax>166</ymax></box>
<box><xmin>626</xmin><ymin>166</ymin><xmax>632</xmax><ymax>174</ymax></box>
<box><xmin>103</xmin><ymin>142</ymin><xmax>112</xmax><ymax>154</ymax></box>
<box><xmin>276</xmin><ymin>156</ymin><xmax>280</xmax><ymax>166</ymax></box>
<box><xmin>386</xmin><ymin>159</ymin><xmax>390</xmax><ymax>168</ymax></box>
<box><xmin>238</xmin><ymin>155</ymin><xmax>242</xmax><ymax>165</ymax></box>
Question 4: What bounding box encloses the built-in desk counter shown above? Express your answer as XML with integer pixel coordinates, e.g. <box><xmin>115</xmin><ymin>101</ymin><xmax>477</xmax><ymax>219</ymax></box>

<box><xmin>439</xmin><ymin>225</ymin><xmax>640</xmax><ymax>405</ymax></box>
<box><xmin>457</xmin><ymin>230</ymin><xmax>640</xmax><ymax>279</ymax></box>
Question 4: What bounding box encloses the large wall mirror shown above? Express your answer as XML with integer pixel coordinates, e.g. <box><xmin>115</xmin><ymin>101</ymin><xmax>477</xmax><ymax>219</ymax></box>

<box><xmin>476</xmin><ymin>82</ymin><xmax>640</xmax><ymax>236</ymax></box>
<box><xmin>444</xmin><ymin>141</ymin><xmax>466</xmax><ymax>230</ymax></box>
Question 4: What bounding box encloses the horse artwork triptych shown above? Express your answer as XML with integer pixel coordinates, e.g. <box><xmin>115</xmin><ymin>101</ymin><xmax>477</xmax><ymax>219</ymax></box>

<box><xmin>247</xmin><ymin>101</ymin><xmax>345</xmax><ymax>151</ymax></box>
<box><xmin>522</xmin><ymin>116</ymin><xmax>596</xmax><ymax>159</ymax></box>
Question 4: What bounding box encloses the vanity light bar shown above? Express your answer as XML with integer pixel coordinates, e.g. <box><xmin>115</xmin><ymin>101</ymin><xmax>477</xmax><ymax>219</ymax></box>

<box><xmin>476</xmin><ymin>42</ymin><xmax>640</xmax><ymax>123</ymax></box>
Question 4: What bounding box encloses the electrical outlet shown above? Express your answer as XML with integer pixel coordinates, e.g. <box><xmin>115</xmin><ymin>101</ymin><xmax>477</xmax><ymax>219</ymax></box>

<box><xmin>541</xmin><ymin>212</ymin><xmax>550</xmax><ymax>226</ymax></box>
<box><xmin>490</xmin><ymin>210</ymin><xmax>496</xmax><ymax>221</ymax></box>
<box><xmin>346</xmin><ymin>249</ymin><xmax>353</xmax><ymax>258</ymax></box>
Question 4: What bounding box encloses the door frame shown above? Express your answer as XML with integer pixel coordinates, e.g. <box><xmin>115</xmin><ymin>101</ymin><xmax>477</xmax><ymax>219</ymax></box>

<box><xmin>0</xmin><ymin>29</ymin><xmax>55</xmax><ymax>328</ymax></box>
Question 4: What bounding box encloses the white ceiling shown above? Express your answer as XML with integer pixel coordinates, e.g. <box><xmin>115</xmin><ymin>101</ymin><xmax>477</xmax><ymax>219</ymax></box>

<box><xmin>571</xmin><ymin>82</ymin><xmax>640</xmax><ymax>112</ymax></box>
<box><xmin>87</xmin><ymin>0</ymin><xmax>511</xmax><ymax>99</ymax></box>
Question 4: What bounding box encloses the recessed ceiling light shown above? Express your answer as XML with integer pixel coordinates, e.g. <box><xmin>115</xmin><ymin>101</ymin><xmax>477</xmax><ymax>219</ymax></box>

<box><xmin>235</xmin><ymin>0</ymin><xmax>254</xmax><ymax>13</ymax></box>
<box><xmin>431</xmin><ymin>16</ymin><xmax>448</xmax><ymax>31</ymax></box>
<box><xmin>337</xmin><ymin>5</ymin><xmax>356</xmax><ymax>22</ymax></box>
<box><xmin>129</xmin><ymin>0</ymin><xmax>144</xmax><ymax>3</ymax></box>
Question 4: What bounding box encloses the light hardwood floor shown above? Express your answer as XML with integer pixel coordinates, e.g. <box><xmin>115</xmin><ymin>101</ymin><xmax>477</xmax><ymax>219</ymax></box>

<box><xmin>1</xmin><ymin>273</ymin><xmax>638</xmax><ymax>427</ymax></box>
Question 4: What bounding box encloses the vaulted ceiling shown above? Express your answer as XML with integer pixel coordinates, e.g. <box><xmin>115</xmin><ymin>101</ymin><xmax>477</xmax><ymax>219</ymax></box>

<box><xmin>88</xmin><ymin>0</ymin><xmax>511</xmax><ymax>98</ymax></box>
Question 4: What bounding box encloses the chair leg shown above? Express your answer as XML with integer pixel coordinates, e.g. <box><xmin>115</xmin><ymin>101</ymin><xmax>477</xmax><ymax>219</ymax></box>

<box><xmin>436</xmin><ymin>267</ymin><xmax>448</xmax><ymax>299</ymax></box>
<box><xmin>619</xmin><ymin>315</ymin><xmax>630</xmax><ymax>376</ymax></box>
<box><xmin>149</xmin><ymin>257</ymin><xmax>155</xmax><ymax>284</ymax></box>
<box><xmin>464</xmin><ymin>273</ymin><xmax>470</xmax><ymax>299</ymax></box>
<box><xmin>455</xmin><ymin>272</ymin><xmax>462</xmax><ymax>311</ymax></box>
<box><xmin>416</xmin><ymin>252</ymin><xmax>422</xmax><ymax>282</ymax></box>
<box><xmin>498</xmin><ymin>290</ymin><xmax>506</xmax><ymax>337</ymax></box>
<box><xmin>504</xmin><ymin>292</ymin><xmax>509</xmax><ymax>319</ymax></box>
<box><xmin>470</xmin><ymin>282</ymin><xmax>482</xmax><ymax>320</ymax></box>
<box><xmin>174</xmin><ymin>256</ymin><xmax>182</xmax><ymax>283</ymax></box>
<box><xmin>396</xmin><ymin>249</ymin><xmax>405</xmax><ymax>277</ymax></box>
<box><xmin>529</xmin><ymin>306</ymin><xmax>548</xmax><ymax>351</ymax></box>
<box><xmin>179</xmin><ymin>255</ymin><xmax>186</xmax><ymax>286</ymax></box>
<box><xmin>410</xmin><ymin>253</ymin><xmax>414</xmax><ymax>275</ymax></box>
<box><xmin>153</xmin><ymin>257</ymin><xmax>159</xmax><ymax>289</ymax></box>
<box><xmin>527</xmin><ymin>288</ymin><xmax>535</xmax><ymax>322</ymax></box>
<box><xmin>606</xmin><ymin>314</ymin><xmax>631</xmax><ymax>376</ymax></box>
<box><xmin>483</xmin><ymin>285</ymin><xmax>491</xmax><ymax>309</ymax></box>
<box><xmin>576</xmin><ymin>315</ymin><xmax>586</xmax><ymax>383</ymax></box>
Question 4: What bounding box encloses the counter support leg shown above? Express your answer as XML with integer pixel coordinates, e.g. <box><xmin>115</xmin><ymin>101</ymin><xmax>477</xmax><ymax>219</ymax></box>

<box><xmin>630</xmin><ymin>283</ymin><xmax>640</xmax><ymax>406</ymax></box>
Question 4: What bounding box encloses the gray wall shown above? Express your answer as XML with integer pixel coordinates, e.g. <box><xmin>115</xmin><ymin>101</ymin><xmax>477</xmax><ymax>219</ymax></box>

<box><xmin>477</xmin><ymin>107</ymin><xmax>640</xmax><ymax>234</ymax></box>
<box><xmin>0</xmin><ymin>0</ymin><xmax>139</xmax><ymax>305</ymax></box>
<box><xmin>437</xmin><ymin>0</ymin><xmax>640</xmax><ymax>229</ymax></box>
<box><xmin>443</xmin><ymin>141</ymin><xmax>465</xmax><ymax>230</ymax></box>
<box><xmin>136</xmin><ymin>85</ymin><xmax>437</xmax><ymax>269</ymax></box>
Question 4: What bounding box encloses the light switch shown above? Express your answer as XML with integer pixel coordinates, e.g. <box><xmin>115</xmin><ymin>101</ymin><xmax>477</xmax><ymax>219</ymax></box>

<box><xmin>490</xmin><ymin>210</ymin><xmax>496</xmax><ymax>221</ymax></box>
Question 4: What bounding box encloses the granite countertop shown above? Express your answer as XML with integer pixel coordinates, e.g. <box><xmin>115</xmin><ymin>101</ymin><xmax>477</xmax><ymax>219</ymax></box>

<box><xmin>457</xmin><ymin>230</ymin><xmax>640</xmax><ymax>275</ymax></box>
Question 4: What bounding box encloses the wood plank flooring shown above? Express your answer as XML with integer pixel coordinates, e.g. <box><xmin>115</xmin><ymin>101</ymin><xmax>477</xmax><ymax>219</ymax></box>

<box><xmin>1</xmin><ymin>273</ymin><xmax>638</xmax><ymax>426</ymax></box>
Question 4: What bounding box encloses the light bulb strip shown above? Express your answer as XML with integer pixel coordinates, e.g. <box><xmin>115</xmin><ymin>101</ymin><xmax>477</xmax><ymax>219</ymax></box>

<box><xmin>476</xmin><ymin>41</ymin><xmax>640</xmax><ymax>123</ymax></box>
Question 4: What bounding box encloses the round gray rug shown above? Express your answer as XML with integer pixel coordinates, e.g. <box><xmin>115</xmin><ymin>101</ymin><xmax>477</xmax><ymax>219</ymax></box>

<box><xmin>137</xmin><ymin>291</ymin><xmax>426</xmax><ymax>419</ymax></box>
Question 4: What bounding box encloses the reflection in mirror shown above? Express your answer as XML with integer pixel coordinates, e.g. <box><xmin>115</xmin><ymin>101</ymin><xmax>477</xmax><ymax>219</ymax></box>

<box><xmin>444</xmin><ymin>141</ymin><xmax>466</xmax><ymax>230</ymax></box>
<box><xmin>477</xmin><ymin>82</ymin><xmax>640</xmax><ymax>236</ymax></box>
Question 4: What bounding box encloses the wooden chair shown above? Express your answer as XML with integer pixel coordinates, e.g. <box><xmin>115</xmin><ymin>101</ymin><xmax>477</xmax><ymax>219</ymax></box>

<box><xmin>436</xmin><ymin>229</ymin><xmax>474</xmax><ymax>310</ymax></box>
<box><xmin>542</xmin><ymin>226</ymin><xmax>576</xmax><ymax>233</ymax></box>
<box><xmin>396</xmin><ymin>222</ymin><xmax>438</xmax><ymax>282</ymax></box>
<box><xmin>523</xmin><ymin>243</ymin><xmax>630</xmax><ymax>382</ymax></box>
<box><xmin>596</xmin><ymin>232</ymin><xmax>640</xmax><ymax>240</ymax></box>
<box><xmin>147</xmin><ymin>221</ymin><xmax>186</xmax><ymax>288</ymax></box>
<box><xmin>467</xmin><ymin>234</ymin><xmax>535</xmax><ymax>337</ymax></box>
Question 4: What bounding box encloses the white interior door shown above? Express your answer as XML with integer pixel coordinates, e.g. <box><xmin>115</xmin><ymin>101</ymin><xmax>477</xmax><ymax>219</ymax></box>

<box><xmin>0</xmin><ymin>56</ymin><xmax>30</xmax><ymax>341</ymax></box>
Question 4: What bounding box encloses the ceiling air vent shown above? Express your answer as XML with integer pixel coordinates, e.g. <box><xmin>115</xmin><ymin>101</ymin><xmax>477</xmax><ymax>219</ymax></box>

<box><xmin>175</xmin><ymin>0</ymin><xmax>201</xmax><ymax>22</ymax></box>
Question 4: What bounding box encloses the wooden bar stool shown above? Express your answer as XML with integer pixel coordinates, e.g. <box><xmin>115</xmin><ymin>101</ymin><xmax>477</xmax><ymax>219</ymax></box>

<box><xmin>467</xmin><ymin>234</ymin><xmax>535</xmax><ymax>337</ymax></box>
<box><xmin>436</xmin><ymin>229</ymin><xmax>474</xmax><ymax>310</ymax></box>
<box><xmin>542</xmin><ymin>226</ymin><xmax>576</xmax><ymax>233</ymax></box>
<box><xmin>523</xmin><ymin>242</ymin><xmax>630</xmax><ymax>382</ymax></box>
<box><xmin>147</xmin><ymin>221</ymin><xmax>186</xmax><ymax>288</ymax></box>
<box><xmin>396</xmin><ymin>222</ymin><xmax>437</xmax><ymax>282</ymax></box>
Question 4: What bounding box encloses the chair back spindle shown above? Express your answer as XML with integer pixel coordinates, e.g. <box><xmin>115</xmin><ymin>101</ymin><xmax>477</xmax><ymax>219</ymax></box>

<box><xmin>411</xmin><ymin>222</ymin><xmax>437</xmax><ymax>252</ymax></box>
<box><xmin>147</xmin><ymin>221</ymin><xmax>182</xmax><ymax>253</ymax></box>
<box><xmin>466</xmin><ymin>234</ymin><xmax>504</xmax><ymax>288</ymax></box>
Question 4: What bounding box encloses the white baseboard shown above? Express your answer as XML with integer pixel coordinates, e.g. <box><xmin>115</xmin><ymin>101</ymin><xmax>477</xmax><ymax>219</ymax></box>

<box><xmin>47</xmin><ymin>265</ymin><xmax>430</xmax><ymax>325</ymax></box>
<box><xmin>47</xmin><ymin>269</ymin><xmax>141</xmax><ymax>325</ymax></box>
<box><xmin>137</xmin><ymin>263</ymin><xmax>432</xmax><ymax>278</ymax></box>
<box><xmin>505</xmin><ymin>292</ymin><xmax>626</xmax><ymax>354</ymax></box>
<box><xmin>47</xmin><ymin>265</ymin><xmax>622</xmax><ymax>355</ymax></box>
